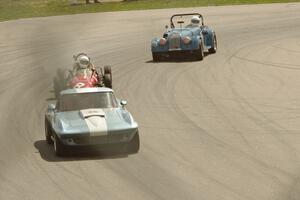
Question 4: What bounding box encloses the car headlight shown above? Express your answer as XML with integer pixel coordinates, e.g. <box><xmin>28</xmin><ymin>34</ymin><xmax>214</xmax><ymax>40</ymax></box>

<box><xmin>182</xmin><ymin>36</ymin><xmax>192</xmax><ymax>45</ymax></box>
<box><xmin>152</xmin><ymin>41</ymin><xmax>158</xmax><ymax>47</ymax></box>
<box><xmin>159</xmin><ymin>38</ymin><xmax>167</xmax><ymax>46</ymax></box>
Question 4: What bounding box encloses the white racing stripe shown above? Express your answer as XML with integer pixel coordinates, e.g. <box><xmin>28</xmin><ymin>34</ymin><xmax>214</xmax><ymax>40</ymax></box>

<box><xmin>80</xmin><ymin>109</ymin><xmax>108</xmax><ymax>136</ymax></box>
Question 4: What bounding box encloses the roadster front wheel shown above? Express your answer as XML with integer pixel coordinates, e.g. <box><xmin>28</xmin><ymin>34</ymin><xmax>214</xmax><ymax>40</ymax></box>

<box><xmin>209</xmin><ymin>34</ymin><xmax>217</xmax><ymax>54</ymax></box>
<box><xmin>195</xmin><ymin>42</ymin><xmax>204</xmax><ymax>61</ymax></box>
<box><xmin>152</xmin><ymin>52</ymin><xmax>161</xmax><ymax>62</ymax></box>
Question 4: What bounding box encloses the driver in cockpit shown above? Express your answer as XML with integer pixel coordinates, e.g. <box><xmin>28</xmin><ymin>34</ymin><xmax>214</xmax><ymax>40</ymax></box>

<box><xmin>186</xmin><ymin>16</ymin><xmax>200</xmax><ymax>28</ymax></box>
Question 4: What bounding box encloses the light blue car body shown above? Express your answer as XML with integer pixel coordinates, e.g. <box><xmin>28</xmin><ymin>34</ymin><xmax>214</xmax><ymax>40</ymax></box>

<box><xmin>45</xmin><ymin>87</ymin><xmax>138</xmax><ymax>147</ymax></box>
<box><xmin>151</xmin><ymin>26</ymin><xmax>215</xmax><ymax>52</ymax></box>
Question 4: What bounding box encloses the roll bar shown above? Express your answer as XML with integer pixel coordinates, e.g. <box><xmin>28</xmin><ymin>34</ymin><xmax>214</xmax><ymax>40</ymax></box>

<box><xmin>170</xmin><ymin>13</ymin><xmax>204</xmax><ymax>28</ymax></box>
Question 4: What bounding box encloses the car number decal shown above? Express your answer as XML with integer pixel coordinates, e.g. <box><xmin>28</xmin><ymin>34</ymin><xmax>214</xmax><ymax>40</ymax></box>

<box><xmin>74</xmin><ymin>82</ymin><xmax>85</xmax><ymax>88</ymax></box>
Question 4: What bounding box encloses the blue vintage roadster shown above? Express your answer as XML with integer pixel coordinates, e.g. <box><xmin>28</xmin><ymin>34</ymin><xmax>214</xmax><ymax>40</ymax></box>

<box><xmin>151</xmin><ymin>13</ymin><xmax>217</xmax><ymax>61</ymax></box>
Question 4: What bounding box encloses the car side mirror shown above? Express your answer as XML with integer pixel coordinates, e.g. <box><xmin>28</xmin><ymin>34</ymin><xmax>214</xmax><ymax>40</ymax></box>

<box><xmin>48</xmin><ymin>104</ymin><xmax>56</xmax><ymax>111</ymax></box>
<box><xmin>120</xmin><ymin>100</ymin><xmax>127</xmax><ymax>107</ymax></box>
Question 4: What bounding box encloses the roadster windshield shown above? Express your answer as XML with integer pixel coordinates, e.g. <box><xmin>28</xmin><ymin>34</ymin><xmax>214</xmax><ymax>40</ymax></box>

<box><xmin>170</xmin><ymin>14</ymin><xmax>203</xmax><ymax>28</ymax></box>
<box><xmin>60</xmin><ymin>92</ymin><xmax>118</xmax><ymax>111</ymax></box>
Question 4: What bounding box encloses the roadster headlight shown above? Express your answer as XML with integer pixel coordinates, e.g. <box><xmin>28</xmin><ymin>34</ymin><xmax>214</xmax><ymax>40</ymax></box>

<box><xmin>152</xmin><ymin>42</ymin><xmax>158</xmax><ymax>47</ymax></box>
<box><xmin>159</xmin><ymin>38</ymin><xmax>167</xmax><ymax>46</ymax></box>
<box><xmin>182</xmin><ymin>36</ymin><xmax>192</xmax><ymax>45</ymax></box>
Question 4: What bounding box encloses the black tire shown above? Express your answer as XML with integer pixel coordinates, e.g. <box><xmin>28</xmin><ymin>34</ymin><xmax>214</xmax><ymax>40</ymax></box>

<box><xmin>56</xmin><ymin>68</ymin><xmax>68</xmax><ymax>89</ymax></box>
<box><xmin>53</xmin><ymin>77</ymin><xmax>60</xmax><ymax>99</ymax></box>
<box><xmin>53</xmin><ymin>135</ymin><xmax>65</xmax><ymax>156</ymax></box>
<box><xmin>208</xmin><ymin>34</ymin><xmax>217</xmax><ymax>54</ymax></box>
<box><xmin>152</xmin><ymin>52</ymin><xmax>160</xmax><ymax>62</ymax></box>
<box><xmin>57</xmin><ymin>68</ymin><xmax>65</xmax><ymax>81</ymax></box>
<box><xmin>104</xmin><ymin>65</ymin><xmax>112</xmax><ymax>75</ymax></box>
<box><xmin>104</xmin><ymin>74</ymin><xmax>112</xmax><ymax>88</ymax></box>
<box><xmin>195</xmin><ymin>42</ymin><xmax>204</xmax><ymax>61</ymax></box>
<box><xmin>128</xmin><ymin>132</ymin><xmax>140</xmax><ymax>154</ymax></box>
<box><xmin>45</xmin><ymin>117</ymin><xmax>53</xmax><ymax>144</ymax></box>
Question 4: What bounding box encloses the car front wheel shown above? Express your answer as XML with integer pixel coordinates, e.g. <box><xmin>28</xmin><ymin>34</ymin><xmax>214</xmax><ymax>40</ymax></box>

<box><xmin>195</xmin><ymin>42</ymin><xmax>204</xmax><ymax>60</ymax></box>
<box><xmin>53</xmin><ymin>135</ymin><xmax>65</xmax><ymax>156</ymax></box>
<box><xmin>209</xmin><ymin>34</ymin><xmax>217</xmax><ymax>54</ymax></box>
<box><xmin>152</xmin><ymin>52</ymin><xmax>161</xmax><ymax>62</ymax></box>
<box><xmin>104</xmin><ymin>74</ymin><xmax>112</xmax><ymax>89</ymax></box>
<box><xmin>53</xmin><ymin>77</ymin><xmax>60</xmax><ymax>99</ymax></box>
<box><xmin>104</xmin><ymin>65</ymin><xmax>112</xmax><ymax>75</ymax></box>
<box><xmin>128</xmin><ymin>131</ymin><xmax>140</xmax><ymax>154</ymax></box>
<box><xmin>44</xmin><ymin>117</ymin><xmax>53</xmax><ymax>144</ymax></box>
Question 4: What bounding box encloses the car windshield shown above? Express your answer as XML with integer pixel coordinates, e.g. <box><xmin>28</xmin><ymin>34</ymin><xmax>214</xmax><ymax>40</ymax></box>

<box><xmin>171</xmin><ymin>15</ymin><xmax>202</xmax><ymax>28</ymax></box>
<box><xmin>60</xmin><ymin>92</ymin><xmax>118</xmax><ymax>111</ymax></box>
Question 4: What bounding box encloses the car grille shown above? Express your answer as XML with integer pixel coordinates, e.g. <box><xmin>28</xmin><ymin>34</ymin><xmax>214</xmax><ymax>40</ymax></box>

<box><xmin>73</xmin><ymin>136</ymin><xmax>107</xmax><ymax>145</ymax></box>
<box><xmin>71</xmin><ymin>133</ymin><xmax>128</xmax><ymax>145</ymax></box>
<box><xmin>169</xmin><ymin>34</ymin><xmax>181</xmax><ymax>50</ymax></box>
<box><xmin>109</xmin><ymin>133</ymin><xmax>127</xmax><ymax>143</ymax></box>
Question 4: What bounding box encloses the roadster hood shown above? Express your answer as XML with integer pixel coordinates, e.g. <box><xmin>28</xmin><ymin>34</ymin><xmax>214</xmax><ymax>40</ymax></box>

<box><xmin>169</xmin><ymin>29</ymin><xmax>194</xmax><ymax>38</ymax></box>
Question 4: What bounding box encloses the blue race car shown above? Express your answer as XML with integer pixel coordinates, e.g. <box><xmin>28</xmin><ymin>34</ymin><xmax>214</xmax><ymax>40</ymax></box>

<box><xmin>151</xmin><ymin>13</ymin><xmax>217</xmax><ymax>61</ymax></box>
<box><xmin>45</xmin><ymin>87</ymin><xmax>139</xmax><ymax>156</ymax></box>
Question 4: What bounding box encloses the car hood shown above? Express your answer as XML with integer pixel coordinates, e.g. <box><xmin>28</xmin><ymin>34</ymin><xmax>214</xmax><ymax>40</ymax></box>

<box><xmin>168</xmin><ymin>28</ymin><xmax>199</xmax><ymax>38</ymax></box>
<box><xmin>55</xmin><ymin>108</ymin><xmax>138</xmax><ymax>137</ymax></box>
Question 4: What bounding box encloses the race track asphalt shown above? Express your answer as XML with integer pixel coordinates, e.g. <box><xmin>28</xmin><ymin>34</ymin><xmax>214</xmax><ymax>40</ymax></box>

<box><xmin>1</xmin><ymin>3</ymin><xmax>300</xmax><ymax>200</ymax></box>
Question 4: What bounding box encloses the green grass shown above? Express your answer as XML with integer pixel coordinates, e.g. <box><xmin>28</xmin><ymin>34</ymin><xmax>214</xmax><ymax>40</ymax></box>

<box><xmin>0</xmin><ymin>0</ymin><xmax>299</xmax><ymax>22</ymax></box>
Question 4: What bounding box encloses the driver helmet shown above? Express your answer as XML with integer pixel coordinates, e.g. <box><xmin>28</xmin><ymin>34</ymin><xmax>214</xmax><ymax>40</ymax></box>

<box><xmin>77</xmin><ymin>55</ymin><xmax>90</xmax><ymax>69</ymax></box>
<box><xmin>191</xmin><ymin>16</ymin><xmax>200</xmax><ymax>24</ymax></box>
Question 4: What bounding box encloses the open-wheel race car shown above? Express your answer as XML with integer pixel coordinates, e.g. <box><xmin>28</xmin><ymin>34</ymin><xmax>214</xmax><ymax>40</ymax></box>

<box><xmin>45</xmin><ymin>87</ymin><xmax>140</xmax><ymax>156</ymax></box>
<box><xmin>53</xmin><ymin>53</ymin><xmax>112</xmax><ymax>98</ymax></box>
<box><xmin>151</xmin><ymin>13</ymin><xmax>217</xmax><ymax>61</ymax></box>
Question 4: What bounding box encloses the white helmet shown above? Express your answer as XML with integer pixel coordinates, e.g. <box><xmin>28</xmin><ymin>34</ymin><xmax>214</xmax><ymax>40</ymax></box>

<box><xmin>191</xmin><ymin>16</ymin><xmax>200</xmax><ymax>24</ymax></box>
<box><xmin>77</xmin><ymin>55</ymin><xmax>90</xmax><ymax>69</ymax></box>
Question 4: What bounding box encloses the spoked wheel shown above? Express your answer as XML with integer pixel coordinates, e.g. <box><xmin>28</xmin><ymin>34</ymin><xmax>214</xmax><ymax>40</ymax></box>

<box><xmin>195</xmin><ymin>42</ymin><xmax>204</xmax><ymax>61</ymax></box>
<box><xmin>56</xmin><ymin>68</ymin><xmax>68</xmax><ymax>90</ymax></box>
<box><xmin>152</xmin><ymin>52</ymin><xmax>161</xmax><ymax>62</ymax></box>
<box><xmin>104</xmin><ymin>65</ymin><xmax>111</xmax><ymax>75</ymax></box>
<box><xmin>209</xmin><ymin>34</ymin><xmax>217</xmax><ymax>54</ymax></box>
<box><xmin>56</xmin><ymin>68</ymin><xmax>65</xmax><ymax>82</ymax></box>
<box><xmin>53</xmin><ymin>77</ymin><xmax>60</xmax><ymax>99</ymax></box>
<box><xmin>104</xmin><ymin>74</ymin><xmax>112</xmax><ymax>89</ymax></box>
<box><xmin>103</xmin><ymin>65</ymin><xmax>112</xmax><ymax>88</ymax></box>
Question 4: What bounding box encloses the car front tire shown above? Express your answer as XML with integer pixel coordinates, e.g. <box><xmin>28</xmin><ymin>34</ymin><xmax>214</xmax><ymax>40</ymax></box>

<box><xmin>104</xmin><ymin>65</ymin><xmax>112</xmax><ymax>75</ymax></box>
<box><xmin>104</xmin><ymin>73</ymin><xmax>112</xmax><ymax>89</ymax></box>
<box><xmin>53</xmin><ymin>77</ymin><xmax>60</xmax><ymax>99</ymax></box>
<box><xmin>53</xmin><ymin>135</ymin><xmax>65</xmax><ymax>156</ymax></box>
<box><xmin>128</xmin><ymin>131</ymin><xmax>140</xmax><ymax>154</ymax></box>
<box><xmin>44</xmin><ymin>117</ymin><xmax>53</xmax><ymax>144</ymax></box>
<box><xmin>152</xmin><ymin>52</ymin><xmax>161</xmax><ymax>62</ymax></box>
<box><xmin>209</xmin><ymin>34</ymin><xmax>217</xmax><ymax>54</ymax></box>
<box><xmin>195</xmin><ymin>42</ymin><xmax>204</xmax><ymax>60</ymax></box>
